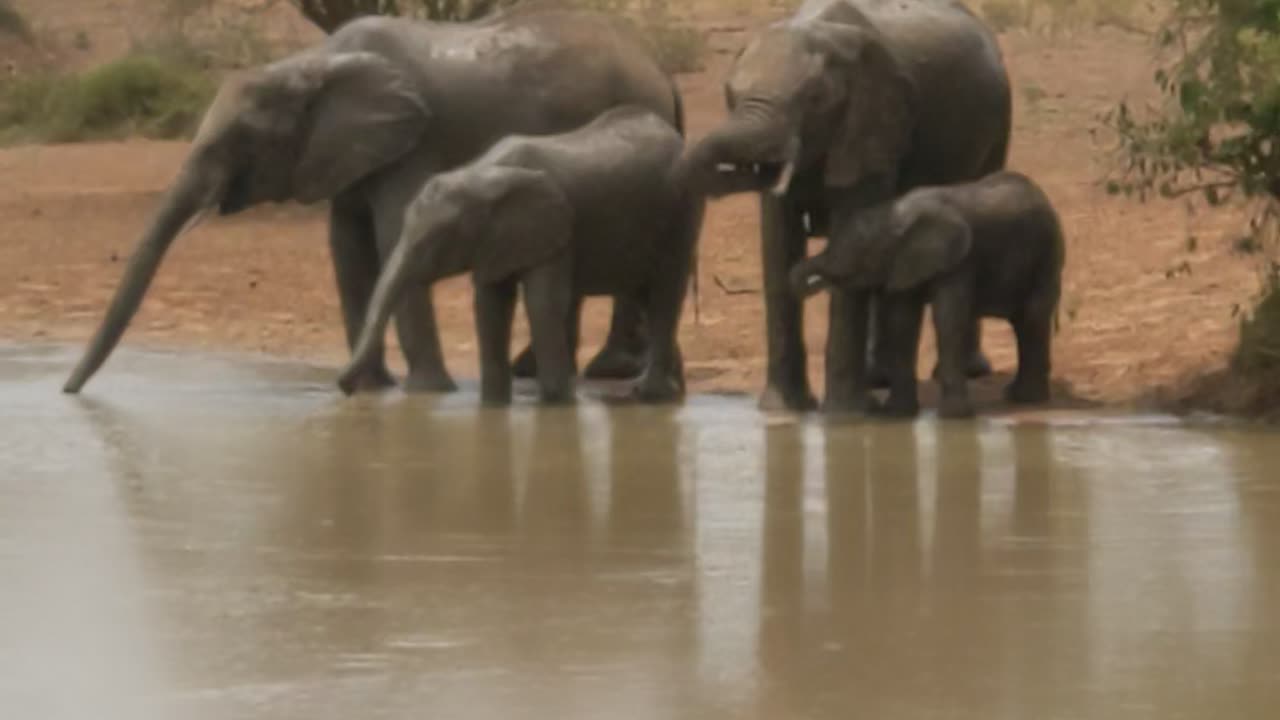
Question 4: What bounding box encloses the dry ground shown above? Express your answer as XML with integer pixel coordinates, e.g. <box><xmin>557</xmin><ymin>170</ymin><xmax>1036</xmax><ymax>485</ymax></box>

<box><xmin>1</xmin><ymin>1</ymin><xmax>1269</xmax><ymax>412</ymax></box>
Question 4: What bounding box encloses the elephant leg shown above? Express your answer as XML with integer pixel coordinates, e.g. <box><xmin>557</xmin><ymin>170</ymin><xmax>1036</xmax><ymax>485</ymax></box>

<box><xmin>328</xmin><ymin>197</ymin><xmax>395</xmax><ymax>392</ymax></box>
<box><xmin>632</xmin><ymin>279</ymin><xmax>690</xmax><ymax>404</ymax></box>
<box><xmin>1005</xmin><ymin>282</ymin><xmax>1057</xmax><ymax>405</ymax></box>
<box><xmin>582</xmin><ymin>296</ymin><xmax>649</xmax><ymax>380</ymax></box>
<box><xmin>372</xmin><ymin>202</ymin><xmax>457</xmax><ymax>393</ymax></box>
<box><xmin>931</xmin><ymin>283</ymin><xmax>977</xmax><ymax>419</ymax></box>
<box><xmin>511</xmin><ymin>342</ymin><xmax>537</xmax><ymax>379</ymax></box>
<box><xmin>475</xmin><ymin>280</ymin><xmax>518</xmax><ymax>406</ymax></box>
<box><xmin>877</xmin><ymin>296</ymin><xmax>924</xmax><ymax>418</ymax></box>
<box><xmin>866</xmin><ymin>295</ymin><xmax>896</xmax><ymax>391</ymax></box>
<box><xmin>760</xmin><ymin>193</ymin><xmax>818</xmax><ymax>412</ymax></box>
<box><xmin>823</xmin><ymin>288</ymin><xmax>876</xmax><ymax>414</ymax></box>
<box><xmin>521</xmin><ymin>261</ymin><xmax>576</xmax><ymax>405</ymax></box>
<box><xmin>930</xmin><ymin>317</ymin><xmax>993</xmax><ymax>382</ymax></box>
<box><xmin>512</xmin><ymin>294</ymin><xmax>584</xmax><ymax>379</ymax></box>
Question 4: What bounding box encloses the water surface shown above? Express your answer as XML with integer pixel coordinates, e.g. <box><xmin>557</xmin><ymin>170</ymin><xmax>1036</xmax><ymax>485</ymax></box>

<box><xmin>2</xmin><ymin>344</ymin><xmax>1278</xmax><ymax>719</ymax></box>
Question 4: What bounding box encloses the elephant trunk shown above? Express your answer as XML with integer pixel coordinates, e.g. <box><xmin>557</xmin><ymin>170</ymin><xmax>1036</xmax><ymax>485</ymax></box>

<box><xmin>62</xmin><ymin>166</ymin><xmax>220</xmax><ymax>394</ymax></box>
<box><xmin>789</xmin><ymin>255</ymin><xmax>835</xmax><ymax>299</ymax></box>
<box><xmin>336</xmin><ymin>238</ymin><xmax>419</xmax><ymax>396</ymax></box>
<box><xmin>678</xmin><ymin>111</ymin><xmax>798</xmax><ymax>198</ymax></box>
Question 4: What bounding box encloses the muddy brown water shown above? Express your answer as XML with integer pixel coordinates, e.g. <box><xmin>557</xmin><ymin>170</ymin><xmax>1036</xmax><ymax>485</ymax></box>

<box><xmin>2</xmin><ymin>344</ymin><xmax>1278</xmax><ymax>719</ymax></box>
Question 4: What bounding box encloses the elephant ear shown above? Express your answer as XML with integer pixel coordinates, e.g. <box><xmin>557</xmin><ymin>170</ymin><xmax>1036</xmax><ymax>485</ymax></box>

<box><xmin>807</xmin><ymin>22</ymin><xmax>916</xmax><ymax>191</ymax></box>
<box><xmin>473</xmin><ymin>169</ymin><xmax>574</xmax><ymax>286</ymax></box>
<box><xmin>263</xmin><ymin>52</ymin><xmax>430</xmax><ymax>204</ymax></box>
<box><xmin>886</xmin><ymin>208</ymin><xmax>972</xmax><ymax>291</ymax></box>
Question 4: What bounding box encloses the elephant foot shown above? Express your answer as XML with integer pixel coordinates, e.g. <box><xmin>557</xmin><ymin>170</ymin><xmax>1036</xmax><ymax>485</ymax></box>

<box><xmin>630</xmin><ymin>372</ymin><xmax>685</xmax><ymax>404</ymax></box>
<box><xmin>965</xmin><ymin>350</ymin><xmax>993</xmax><ymax>380</ymax></box>
<box><xmin>938</xmin><ymin>395</ymin><xmax>977</xmax><ymax>420</ymax></box>
<box><xmin>821</xmin><ymin>387</ymin><xmax>878</xmax><ymax>416</ymax></box>
<box><xmin>583</xmin><ymin>345</ymin><xmax>647</xmax><ymax>381</ymax></box>
<box><xmin>336</xmin><ymin>365</ymin><xmax>396</xmax><ymax>396</ymax></box>
<box><xmin>759</xmin><ymin>383</ymin><xmax>818</xmax><ymax>413</ymax></box>
<box><xmin>511</xmin><ymin>345</ymin><xmax>538</xmax><ymax>379</ymax></box>
<box><xmin>926</xmin><ymin>353</ymin><xmax>994</xmax><ymax>384</ymax></box>
<box><xmin>1004</xmin><ymin>377</ymin><xmax>1050</xmax><ymax>405</ymax></box>
<box><xmin>868</xmin><ymin>393</ymin><xmax>918</xmax><ymax>419</ymax></box>
<box><xmin>403</xmin><ymin>369</ymin><xmax>459</xmax><ymax>394</ymax></box>
<box><xmin>480</xmin><ymin>393</ymin><xmax>513</xmax><ymax>407</ymax></box>
<box><xmin>538</xmin><ymin>386</ymin><xmax>578</xmax><ymax>406</ymax></box>
<box><xmin>867</xmin><ymin>364</ymin><xmax>893</xmax><ymax>390</ymax></box>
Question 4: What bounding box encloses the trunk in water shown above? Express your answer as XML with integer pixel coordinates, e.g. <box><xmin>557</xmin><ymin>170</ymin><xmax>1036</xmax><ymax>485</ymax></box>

<box><xmin>337</xmin><ymin>239</ymin><xmax>418</xmax><ymax>395</ymax></box>
<box><xmin>62</xmin><ymin>170</ymin><xmax>213</xmax><ymax>393</ymax></box>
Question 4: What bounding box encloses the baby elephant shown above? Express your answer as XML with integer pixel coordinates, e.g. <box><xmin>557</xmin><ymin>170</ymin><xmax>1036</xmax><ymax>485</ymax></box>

<box><xmin>336</xmin><ymin>106</ymin><xmax>702</xmax><ymax>405</ymax></box>
<box><xmin>790</xmin><ymin>171</ymin><xmax>1064</xmax><ymax>418</ymax></box>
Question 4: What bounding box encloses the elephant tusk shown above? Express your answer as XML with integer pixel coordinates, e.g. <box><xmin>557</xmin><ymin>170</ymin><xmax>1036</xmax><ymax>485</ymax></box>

<box><xmin>769</xmin><ymin>136</ymin><xmax>800</xmax><ymax>196</ymax></box>
<box><xmin>770</xmin><ymin>158</ymin><xmax>796</xmax><ymax>196</ymax></box>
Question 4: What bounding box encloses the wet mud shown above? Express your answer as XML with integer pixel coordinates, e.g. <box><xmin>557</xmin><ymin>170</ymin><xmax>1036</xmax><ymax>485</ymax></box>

<box><xmin>2</xmin><ymin>344</ymin><xmax>1278</xmax><ymax>719</ymax></box>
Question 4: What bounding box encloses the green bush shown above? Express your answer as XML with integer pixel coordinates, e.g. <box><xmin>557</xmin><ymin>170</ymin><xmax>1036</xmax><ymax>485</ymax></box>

<box><xmin>0</xmin><ymin>54</ymin><xmax>215</xmax><ymax>144</ymax></box>
<box><xmin>1104</xmin><ymin>0</ymin><xmax>1280</xmax><ymax>385</ymax></box>
<box><xmin>0</xmin><ymin>0</ymin><xmax>31</xmax><ymax>41</ymax></box>
<box><xmin>1236</xmin><ymin>271</ymin><xmax>1280</xmax><ymax>373</ymax></box>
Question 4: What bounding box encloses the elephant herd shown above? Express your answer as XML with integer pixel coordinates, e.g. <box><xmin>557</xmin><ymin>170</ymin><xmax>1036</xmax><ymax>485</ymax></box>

<box><xmin>59</xmin><ymin>0</ymin><xmax>1065</xmax><ymax>419</ymax></box>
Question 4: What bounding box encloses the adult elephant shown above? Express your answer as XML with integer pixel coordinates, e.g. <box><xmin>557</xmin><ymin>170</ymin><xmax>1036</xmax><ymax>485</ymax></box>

<box><xmin>61</xmin><ymin>1</ymin><xmax>679</xmax><ymax>395</ymax></box>
<box><xmin>675</xmin><ymin>0</ymin><xmax>1011</xmax><ymax>412</ymax></box>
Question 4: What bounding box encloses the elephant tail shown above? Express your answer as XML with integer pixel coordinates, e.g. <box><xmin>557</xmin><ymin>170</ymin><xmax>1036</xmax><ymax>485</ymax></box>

<box><xmin>670</xmin><ymin>82</ymin><xmax>699</xmax><ymax>323</ymax></box>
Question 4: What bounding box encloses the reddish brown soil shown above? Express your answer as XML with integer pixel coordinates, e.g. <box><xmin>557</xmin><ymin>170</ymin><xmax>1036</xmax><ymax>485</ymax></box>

<box><xmin>1</xmin><ymin>1</ymin><xmax>1270</xmax><ymax>413</ymax></box>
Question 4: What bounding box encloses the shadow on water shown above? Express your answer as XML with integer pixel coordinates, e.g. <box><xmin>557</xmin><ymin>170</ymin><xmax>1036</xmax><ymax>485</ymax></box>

<box><xmin>1</xmin><ymin>343</ymin><xmax>1279</xmax><ymax>719</ymax></box>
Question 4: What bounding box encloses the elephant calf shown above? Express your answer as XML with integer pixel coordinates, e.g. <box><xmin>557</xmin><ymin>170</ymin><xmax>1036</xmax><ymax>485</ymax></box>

<box><xmin>336</xmin><ymin>106</ymin><xmax>703</xmax><ymax>405</ymax></box>
<box><xmin>790</xmin><ymin>171</ymin><xmax>1065</xmax><ymax>418</ymax></box>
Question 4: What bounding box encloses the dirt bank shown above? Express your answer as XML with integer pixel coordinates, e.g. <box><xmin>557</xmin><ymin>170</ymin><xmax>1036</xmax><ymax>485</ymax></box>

<box><xmin>1</xmin><ymin>3</ymin><xmax>1270</xmax><ymax>414</ymax></box>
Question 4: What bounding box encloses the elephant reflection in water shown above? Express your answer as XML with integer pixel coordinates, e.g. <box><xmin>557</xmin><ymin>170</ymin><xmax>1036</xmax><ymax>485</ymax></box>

<box><xmin>753</xmin><ymin>422</ymin><xmax>1089</xmax><ymax>718</ymax></box>
<box><xmin>76</xmin><ymin>397</ymin><xmax>698</xmax><ymax>714</ymax></box>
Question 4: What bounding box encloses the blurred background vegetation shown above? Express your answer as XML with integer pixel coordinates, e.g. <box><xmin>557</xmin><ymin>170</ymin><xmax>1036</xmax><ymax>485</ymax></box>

<box><xmin>1102</xmin><ymin>0</ymin><xmax>1280</xmax><ymax>377</ymax></box>
<box><xmin>0</xmin><ymin>0</ymin><xmax>703</xmax><ymax>146</ymax></box>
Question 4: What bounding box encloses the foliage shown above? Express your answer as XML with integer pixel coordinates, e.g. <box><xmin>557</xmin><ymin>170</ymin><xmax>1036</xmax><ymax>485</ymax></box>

<box><xmin>1103</xmin><ymin>1</ymin><xmax>1280</xmax><ymax>375</ymax></box>
<box><xmin>0</xmin><ymin>53</ymin><xmax>215</xmax><ymax>145</ymax></box>
<box><xmin>1105</xmin><ymin>1</ymin><xmax>1280</xmax><ymax>205</ymax></box>
<box><xmin>978</xmin><ymin>0</ymin><xmax>1147</xmax><ymax>35</ymax></box>
<box><xmin>1237</xmin><ymin>268</ymin><xmax>1280</xmax><ymax>371</ymax></box>
<box><xmin>147</xmin><ymin>0</ymin><xmax>281</xmax><ymax>69</ymax></box>
<box><xmin>0</xmin><ymin>0</ymin><xmax>31</xmax><ymax>41</ymax></box>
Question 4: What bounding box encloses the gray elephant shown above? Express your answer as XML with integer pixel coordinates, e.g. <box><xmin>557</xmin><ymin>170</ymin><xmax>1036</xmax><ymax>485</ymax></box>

<box><xmin>675</xmin><ymin>0</ymin><xmax>1011</xmax><ymax>412</ymax></box>
<box><xmin>335</xmin><ymin>106</ymin><xmax>702</xmax><ymax>405</ymax></box>
<box><xmin>61</xmin><ymin>3</ymin><xmax>681</xmax><ymax>395</ymax></box>
<box><xmin>790</xmin><ymin>171</ymin><xmax>1065</xmax><ymax>418</ymax></box>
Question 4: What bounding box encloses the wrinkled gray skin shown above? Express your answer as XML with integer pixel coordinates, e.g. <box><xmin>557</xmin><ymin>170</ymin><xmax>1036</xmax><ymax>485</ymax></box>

<box><xmin>675</xmin><ymin>0</ymin><xmax>1011</xmax><ymax>412</ymax></box>
<box><xmin>61</xmin><ymin>3</ymin><xmax>680</xmax><ymax>395</ymax></box>
<box><xmin>336</xmin><ymin>106</ymin><xmax>703</xmax><ymax>405</ymax></box>
<box><xmin>791</xmin><ymin>171</ymin><xmax>1064</xmax><ymax>418</ymax></box>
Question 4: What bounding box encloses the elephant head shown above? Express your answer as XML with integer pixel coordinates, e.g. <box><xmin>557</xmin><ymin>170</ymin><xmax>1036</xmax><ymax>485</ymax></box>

<box><xmin>675</xmin><ymin>8</ymin><xmax>915</xmax><ymax>198</ymax></box>
<box><xmin>335</xmin><ymin>166</ymin><xmax>573</xmax><ymax>395</ymax></box>
<box><xmin>790</xmin><ymin>203</ymin><xmax>972</xmax><ymax>298</ymax></box>
<box><xmin>62</xmin><ymin>49</ymin><xmax>431</xmax><ymax>394</ymax></box>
